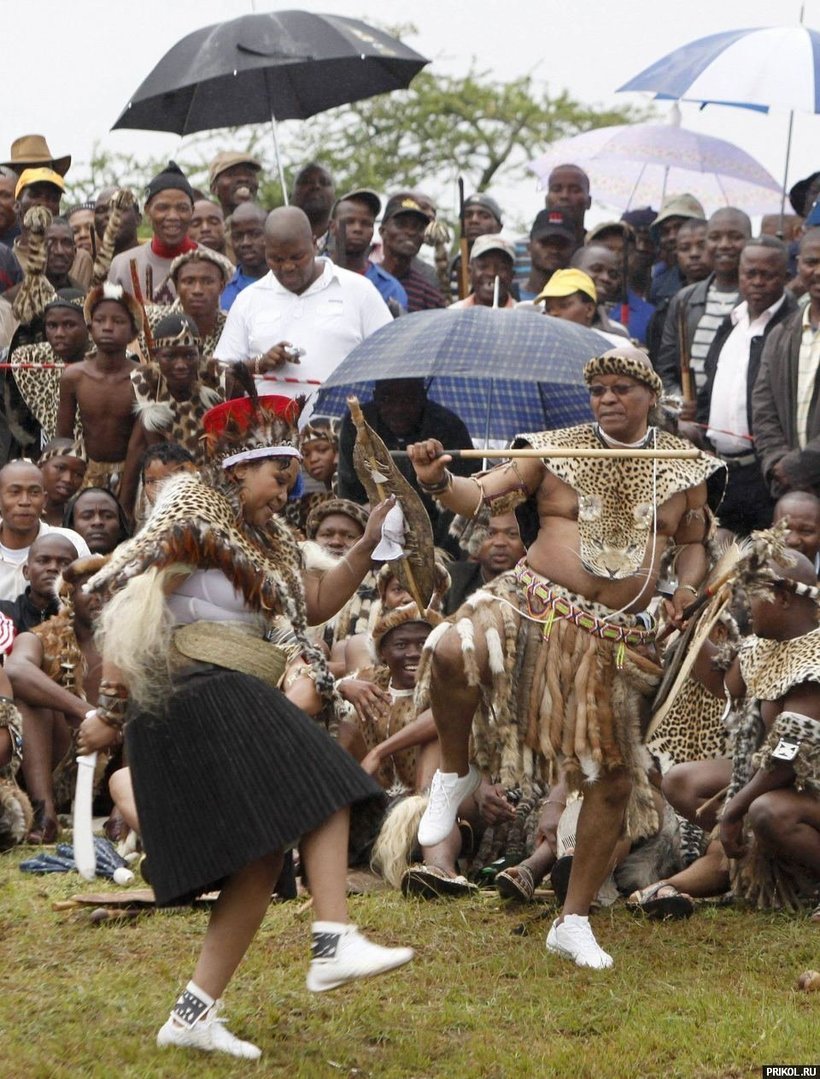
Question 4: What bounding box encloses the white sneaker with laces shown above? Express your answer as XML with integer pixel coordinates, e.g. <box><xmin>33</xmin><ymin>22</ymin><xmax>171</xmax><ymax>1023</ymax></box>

<box><xmin>306</xmin><ymin>923</ymin><xmax>414</xmax><ymax>992</ymax></box>
<box><xmin>417</xmin><ymin>766</ymin><xmax>481</xmax><ymax>847</ymax></box>
<box><xmin>546</xmin><ymin>914</ymin><xmax>613</xmax><ymax>970</ymax></box>
<box><xmin>157</xmin><ymin>1001</ymin><xmax>262</xmax><ymax>1060</ymax></box>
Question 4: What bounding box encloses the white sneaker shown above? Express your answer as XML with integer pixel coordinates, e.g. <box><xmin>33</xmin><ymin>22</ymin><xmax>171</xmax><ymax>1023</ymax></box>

<box><xmin>417</xmin><ymin>766</ymin><xmax>481</xmax><ymax>847</ymax></box>
<box><xmin>157</xmin><ymin>1002</ymin><xmax>262</xmax><ymax>1060</ymax></box>
<box><xmin>546</xmin><ymin>914</ymin><xmax>613</xmax><ymax>970</ymax></box>
<box><xmin>306</xmin><ymin>924</ymin><xmax>414</xmax><ymax>992</ymax></box>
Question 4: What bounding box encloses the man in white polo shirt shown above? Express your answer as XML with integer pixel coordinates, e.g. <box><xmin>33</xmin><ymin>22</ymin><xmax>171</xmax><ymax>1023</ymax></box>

<box><xmin>214</xmin><ymin>206</ymin><xmax>391</xmax><ymax>399</ymax></box>
<box><xmin>0</xmin><ymin>460</ymin><xmax>89</xmax><ymax>602</ymax></box>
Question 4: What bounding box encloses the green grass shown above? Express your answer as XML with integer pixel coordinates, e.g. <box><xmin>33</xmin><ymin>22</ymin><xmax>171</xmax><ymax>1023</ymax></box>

<box><xmin>0</xmin><ymin>848</ymin><xmax>817</xmax><ymax>1079</ymax></box>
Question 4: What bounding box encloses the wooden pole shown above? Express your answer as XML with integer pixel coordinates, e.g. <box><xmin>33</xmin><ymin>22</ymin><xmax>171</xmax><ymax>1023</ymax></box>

<box><xmin>391</xmin><ymin>447</ymin><xmax>703</xmax><ymax>461</ymax></box>
<box><xmin>129</xmin><ymin>259</ymin><xmax>155</xmax><ymax>361</ymax></box>
<box><xmin>678</xmin><ymin>301</ymin><xmax>695</xmax><ymax>405</ymax></box>
<box><xmin>457</xmin><ymin>177</ymin><xmax>470</xmax><ymax>301</ymax></box>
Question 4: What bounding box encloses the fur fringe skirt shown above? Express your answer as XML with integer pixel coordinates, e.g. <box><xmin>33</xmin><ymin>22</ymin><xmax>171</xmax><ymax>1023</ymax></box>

<box><xmin>415</xmin><ymin>567</ymin><xmax>662</xmax><ymax>841</ymax></box>
<box><xmin>126</xmin><ymin>667</ymin><xmax>382</xmax><ymax>906</ymax></box>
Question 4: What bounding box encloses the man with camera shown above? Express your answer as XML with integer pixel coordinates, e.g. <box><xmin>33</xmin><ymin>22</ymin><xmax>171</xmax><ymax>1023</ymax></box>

<box><xmin>214</xmin><ymin>206</ymin><xmax>390</xmax><ymax>400</ymax></box>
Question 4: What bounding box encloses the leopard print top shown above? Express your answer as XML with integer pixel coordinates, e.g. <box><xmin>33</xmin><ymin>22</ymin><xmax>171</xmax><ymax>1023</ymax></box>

<box><xmin>131</xmin><ymin>362</ymin><xmax>224</xmax><ymax>463</ymax></box>
<box><xmin>513</xmin><ymin>425</ymin><xmax>723</xmax><ymax>580</ymax></box>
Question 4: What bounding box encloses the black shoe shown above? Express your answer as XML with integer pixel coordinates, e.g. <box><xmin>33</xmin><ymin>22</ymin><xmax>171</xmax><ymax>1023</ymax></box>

<box><xmin>550</xmin><ymin>855</ymin><xmax>573</xmax><ymax>906</ymax></box>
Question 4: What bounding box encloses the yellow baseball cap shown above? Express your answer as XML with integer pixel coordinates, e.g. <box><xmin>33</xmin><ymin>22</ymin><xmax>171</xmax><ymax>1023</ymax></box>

<box><xmin>536</xmin><ymin>268</ymin><xmax>597</xmax><ymax>304</ymax></box>
<box><xmin>15</xmin><ymin>167</ymin><xmax>65</xmax><ymax>199</ymax></box>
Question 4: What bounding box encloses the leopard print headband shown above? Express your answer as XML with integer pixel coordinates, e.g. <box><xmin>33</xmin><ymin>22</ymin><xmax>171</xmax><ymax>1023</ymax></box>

<box><xmin>583</xmin><ymin>353</ymin><xmax>663</xmax><ymax>396</ymax></box>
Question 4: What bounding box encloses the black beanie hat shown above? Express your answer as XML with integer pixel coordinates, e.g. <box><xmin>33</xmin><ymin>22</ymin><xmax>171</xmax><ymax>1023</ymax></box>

<box><xmin>144</xmin><ymin>161</ymin><xmax>194</xmax><ymax>206</ymax></box>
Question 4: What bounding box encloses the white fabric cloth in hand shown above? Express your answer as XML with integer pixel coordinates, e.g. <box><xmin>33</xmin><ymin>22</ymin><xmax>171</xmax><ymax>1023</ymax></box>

<box><xmin>372</xmin><ymin>502</ymin><xmax>406</xmax><ymax>561</ymax></box>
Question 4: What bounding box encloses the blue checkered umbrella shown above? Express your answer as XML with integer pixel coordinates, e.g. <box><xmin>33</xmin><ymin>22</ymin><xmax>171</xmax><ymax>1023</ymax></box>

<box><xmin>316</xmin><ymin>307</ymin><xmax>611</xmax><ymax>444</ymax></box>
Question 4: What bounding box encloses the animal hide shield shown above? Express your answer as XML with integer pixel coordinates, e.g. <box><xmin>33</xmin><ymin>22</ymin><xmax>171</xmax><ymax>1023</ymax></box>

<box><xmin>648</xmin><ymin>539</ymin><xmax>743</xmax><ymax>740</ymax></box>
<box><xmin>348</xmin><ymin>395</ymin><xmax>436</xmax><ymax>610</ymax></box>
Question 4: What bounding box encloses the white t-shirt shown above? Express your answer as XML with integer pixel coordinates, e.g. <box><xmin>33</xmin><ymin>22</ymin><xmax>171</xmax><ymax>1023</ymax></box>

<box><xmin>214</xmin><ymin>257</ymin><xmax>391</xmax><ymax>399</ymax></box>
<box><xmin>0</xmin><ymin>522</ymin><xmax>90</xmax><ymax>603</ymax></box>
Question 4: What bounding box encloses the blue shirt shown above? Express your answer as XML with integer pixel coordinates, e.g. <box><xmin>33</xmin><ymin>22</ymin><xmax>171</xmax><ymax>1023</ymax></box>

<box><xmin>221</xmin><ymin>267</ymin><xmax>265</xmax><ymax>311</ymax></box>
<box><xmin>364</xmin><ymin>261</ymin><xmax>407</xmax><ymax>310</ymax></box>
<box><xmin>649</xmin><ymin>262</ymin><xmax>684</xmax><ymax>305</ymax></box>
<box><xmin>608</xmin><ymin>288</ymin><xmax>655</xmax><ymax>345</ymax></box>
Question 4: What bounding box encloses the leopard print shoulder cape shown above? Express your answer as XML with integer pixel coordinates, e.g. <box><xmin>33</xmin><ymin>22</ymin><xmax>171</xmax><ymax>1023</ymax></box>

<box><xmin>738</xmin><ymin>626</ymin><xmax>820</xmax><ymax>701</ymax></box>
<box><xmin>7</xmin><ymin>341</ymin><xmax>65</xmax><ymax>446</ymax></box>
<box><xmin>130</xmin><ymin>363</ymin><xmax>223</xmax><ymax>462</ymax></box>
<box><xmin>86</xmin><ymin>472</ymin><xmax>333</xmax><ymax>700</ymax></box>
<box><xmin>513</xmin><ymin>425</ymin><xmax>723</xmax><ymax>580</ymax></box>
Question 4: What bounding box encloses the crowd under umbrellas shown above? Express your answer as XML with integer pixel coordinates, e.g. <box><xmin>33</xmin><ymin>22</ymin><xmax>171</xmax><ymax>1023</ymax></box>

<box><xmin>0</xmin><ymin>6</ymin><xmax>818</xmax><ymax>1068</ymax></box>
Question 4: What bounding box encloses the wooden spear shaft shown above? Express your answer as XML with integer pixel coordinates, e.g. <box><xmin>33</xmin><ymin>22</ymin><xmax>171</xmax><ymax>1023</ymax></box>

<box><xmin>391</xmin><ymin>447</ymin><xmax>703</xmax><ymax>461</ymax></box>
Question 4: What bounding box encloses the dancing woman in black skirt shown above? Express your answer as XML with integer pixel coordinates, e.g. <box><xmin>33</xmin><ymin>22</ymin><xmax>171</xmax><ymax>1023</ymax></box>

<box><xmin>76</xmin><ymin>393</ymin><xmax>413</xmax><ymax>1060</ymax></box>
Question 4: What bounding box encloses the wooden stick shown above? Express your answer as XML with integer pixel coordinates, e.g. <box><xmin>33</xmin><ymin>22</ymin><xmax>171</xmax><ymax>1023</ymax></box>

<box><xmin>695</xmin><ymin>786</ymin><xmax>729</xmax><ymax>820</ymax></box>
<box><xmin>391</xmin><ymin>447</ymin><xmax>703</xmax><ymax>461</ymax></box>
<box><xmin>128</xmin><ymin>259</ymin><xmax>155</xmax><ymax>361</ymax></box>
<box><xmin>678</xmin><ymin>301</ymin><xmax>695</xmax><ymax>405</ymax></box>
<box><xmin>457</xmin><ymin>177</ymin><xmax>470</xmax><ymax>301</ymax></box>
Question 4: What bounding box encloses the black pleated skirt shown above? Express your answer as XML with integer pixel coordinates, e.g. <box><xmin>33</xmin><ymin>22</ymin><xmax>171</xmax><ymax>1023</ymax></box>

<box><xmin>125</xmin><ymin>668</ymin><xmax>382</xmax><ymax>906</ymax></box>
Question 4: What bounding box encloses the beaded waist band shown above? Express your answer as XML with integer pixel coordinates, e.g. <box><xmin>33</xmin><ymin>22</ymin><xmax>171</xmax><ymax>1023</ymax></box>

<box><xmin>514</xmin><ymin>561</ymin><xmax>656</xmax><ymax>654</ymax></box>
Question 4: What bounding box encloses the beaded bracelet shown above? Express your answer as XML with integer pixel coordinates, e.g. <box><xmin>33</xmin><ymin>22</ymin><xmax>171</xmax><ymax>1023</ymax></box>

<box><xmin>418</xmin><ymin>469</ymin><xmax>453</xmax><ymax>497</ymax></box>
<box><xmin>99</xmin><ymin>679</ymin><xmax>129</xmax><ymax>699</ymax></box>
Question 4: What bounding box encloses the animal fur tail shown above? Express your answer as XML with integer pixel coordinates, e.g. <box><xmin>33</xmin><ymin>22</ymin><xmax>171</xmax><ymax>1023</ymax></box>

<box><xmin>371</xmin><ymin>793</ymin><xmax>428</xmax><ymax>889</ymax></box>
<box><xmin>0</xmin><ymin>781</ymin><xmax>33</xmax><ymax>852</ymax></box>
<box><xmin>12</xmin><ymin>205</ymin><xmax>56</xmax><ymax>323</ymax></box>
<box><xmin>92</xmin><ymin>188</ymin><xmax>136</xmax><ymax>285</ymax></box>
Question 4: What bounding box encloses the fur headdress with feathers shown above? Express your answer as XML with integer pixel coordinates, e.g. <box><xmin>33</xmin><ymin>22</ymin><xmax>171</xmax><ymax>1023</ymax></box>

<box><xmin>83</xmin><ymin>280</ymin><xmax>146</xmax><ymax>337</ymax></box>
<box><xmin>203</xmin><ymin>365</ymin><xmax>303</xmax><ymax>468</ymax></box>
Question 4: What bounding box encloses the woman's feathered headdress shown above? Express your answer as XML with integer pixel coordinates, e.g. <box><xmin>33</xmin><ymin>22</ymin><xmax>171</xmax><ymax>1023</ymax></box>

<box><xmin>202</xmin><ymin>366</ymin><xmax>304</xmax><ymax>468</ymax></box>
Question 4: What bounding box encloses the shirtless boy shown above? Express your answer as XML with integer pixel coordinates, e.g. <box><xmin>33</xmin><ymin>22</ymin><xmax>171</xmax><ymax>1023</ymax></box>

<box><xmin>56</xmin><ymin>283</ymin><xmax>143</xmax><ymax>494</ymax></box>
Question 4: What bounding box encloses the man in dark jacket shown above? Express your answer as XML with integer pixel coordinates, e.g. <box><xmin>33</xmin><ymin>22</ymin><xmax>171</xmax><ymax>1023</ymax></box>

<box><xmin>752</xmin><ymin>227</ymin><xmax>820</xmax><ymax>499</ymax></box>
<box><xmin>337</xmin><ymin>378</ymin><xmax>477</xmax><ymax>552</ymax></box>
<box><xmin>695</xmin><ymin>237</ymin><xmax>793</xmax><ymax>534</ymax></box>
<box><xmin>443</xmin><ymin>513</ymin><xmax>525</xmax><ymax>615</ymax></box>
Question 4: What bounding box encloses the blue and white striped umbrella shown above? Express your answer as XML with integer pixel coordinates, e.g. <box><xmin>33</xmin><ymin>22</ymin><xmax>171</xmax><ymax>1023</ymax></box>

<box><xmin>315</xmin><ymin>307</ymin><xmax>611</xmax><ymax>445</ymax></box>
<box><xmin>617</xmin><ymin>26</ymin><xmax>820</xmax><ymax>114</ymax></box>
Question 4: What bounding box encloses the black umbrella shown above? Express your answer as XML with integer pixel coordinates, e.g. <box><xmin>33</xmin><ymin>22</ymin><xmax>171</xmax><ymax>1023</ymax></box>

<box><xmin>111</xmin><ymin>10</ymin><xmax>429</xmax><ymax>195</ymax></box>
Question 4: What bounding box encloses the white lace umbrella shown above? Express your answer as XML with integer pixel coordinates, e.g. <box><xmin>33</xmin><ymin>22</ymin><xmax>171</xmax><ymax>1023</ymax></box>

<box><xmin>529</xmin><ymin>111</ymin><xmax>781</xmax><ymax>214</ymax></box>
